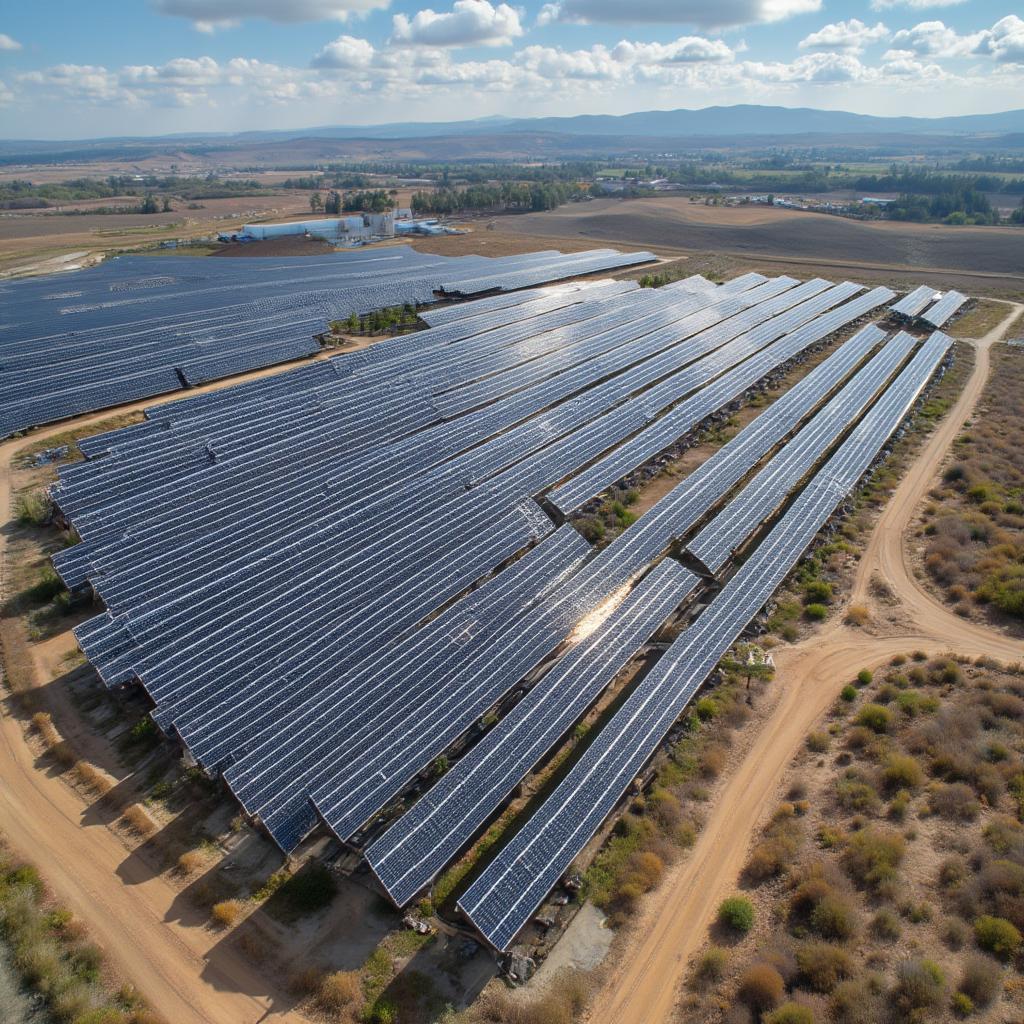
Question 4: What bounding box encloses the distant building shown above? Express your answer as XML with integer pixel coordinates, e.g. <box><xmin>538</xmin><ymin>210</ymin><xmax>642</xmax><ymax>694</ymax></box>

<box><xmin>241</xmin><ymin>212</ymin><xmax>395</xmax><ymax>244</ymax></box>
<box><xmin>861</xmin><ymin>197</ymin><xmax>895</xmax><ymax>206</ymax></box>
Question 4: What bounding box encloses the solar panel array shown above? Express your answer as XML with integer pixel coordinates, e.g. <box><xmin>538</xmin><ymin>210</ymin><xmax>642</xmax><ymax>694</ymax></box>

<box><xmin>458</xmin><ymin>329</ymin><xmax>953</xmax><ymax>951</ymax></box>
<box><xmin>0</xmin><ymin>246</ymin><xmax>655</xmax><ymax>438</ymax></box>
<box><xmin>49</xmin><ymin>265</ymin><xmax>955</xmax><ymax>954</ymax></box>
<box><xmin>890</xmin><ymin>285</ymin><xmax>938</xmax><ymax>319</ymax></box>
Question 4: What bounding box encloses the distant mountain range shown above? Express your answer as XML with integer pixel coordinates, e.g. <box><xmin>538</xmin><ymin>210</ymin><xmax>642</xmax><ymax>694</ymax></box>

<box><xmin>2</xmin><ymin>104</ymin><xmax>1022</xmax><ymax>163</ymax></box>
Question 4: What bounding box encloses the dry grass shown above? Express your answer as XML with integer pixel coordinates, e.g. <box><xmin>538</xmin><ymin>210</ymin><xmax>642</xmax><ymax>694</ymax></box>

<box><xmin>119</xmin><ymin>803</ymin><xmax>157</xmax><ymax>838</ymax></box>
<box><xmin>175</xmin><ymin>849</ymin><xmax>206</xmax><ymax>876</ymax></box>
<box><xmin>679</xmin><ymin>656</ymin><xmax>1024</xmax><ymax>1023</ymax></box>
<box><xmin>71</xmin><ymin>759</ymin><xmax>114</xmax><ymax>795</ymax></box>
<box><xmin>210</xmin><ymin>899</ymin><xmax>245</xmax><ymax>929</ymax></box>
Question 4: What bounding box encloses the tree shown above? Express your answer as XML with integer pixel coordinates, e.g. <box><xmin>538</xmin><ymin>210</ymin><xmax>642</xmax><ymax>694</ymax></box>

<box><xmin>161</xmin><ymin>196</ymin><xmax>172</xmax><ymax>212</ymax></box>
<box><xmin>140</xmin><ymin>193</ymin><xmax>159</xmax><ymax>214</ymax></box>
<box><xmin>324</xmin><ymin>190</ymin><xmax>342</xmax><ymax>215</ymax></box>
<box><xmin>309</xmin><ymin>192</ymin><xmax>323</xmax><ymax>213</ymax></box>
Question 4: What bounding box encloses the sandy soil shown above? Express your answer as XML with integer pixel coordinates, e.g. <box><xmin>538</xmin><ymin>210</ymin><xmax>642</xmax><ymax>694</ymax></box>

<box><xmin>0</xmin><ymin>358</ymin><xmax>369</xmax><ymax>1024</ymax></box>
<box><xmin>588</xmin><ymin>301</ymin><xmax>1024</xmax><ymax>1024</ymax></box>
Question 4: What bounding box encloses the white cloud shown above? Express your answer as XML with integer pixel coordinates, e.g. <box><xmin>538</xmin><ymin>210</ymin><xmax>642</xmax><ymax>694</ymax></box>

<box><xmin>532</xmin><ymin>0</ymin><xmax>821</xmax><ymax>30</ymax></box>
<box><xmin>311</xmin><ymin>34</ymin><xmax>376</xmax><ymax>68</ymax></box>
<box><xmin>391</xmin><ymin>1</ymin><xmax>523</xmax><ymax>48</ymax></box>
<box><xmin>611</xmin><ymin>36</ymin><xmax>735</xmax><ymax>64</ymax></box>
<box><xmin>151</xmin><ymin>0</ymin><xmax>389</xmax><ymax>32</ymax></box>
<box><xmin>889</xmin><ymin>20</ymin><xmax>982</xmax><ymax>58</ymax></box>
<box><xmin>799</xmin><ymin>19</ymin><xmax>889</xmax><ymax>53</ymax></box>
<box><xmin>975</xmin><ymin>15</ymin><xmax>1024</xmax><ymax>65</ymax></box>
<box><xmin>0</xmin><ymin>32</ymin><xmax>22</xmax><ymax>51</ymax></box>
<box><xmin>870</xmin><ymin>0</ymin><xmax>965</xmax><ymax>10</ymax></box>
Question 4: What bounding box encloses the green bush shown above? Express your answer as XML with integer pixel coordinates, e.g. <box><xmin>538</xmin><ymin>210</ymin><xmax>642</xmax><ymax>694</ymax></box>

<box><xmin>974</xmin><ymin>915</ymin><xmax>1022</xmax><ymax>959</ymax></box>
<box><xmin>693</xmin><ymin>946</ymin><xmax>728</xmax><ymax>987</ymax></box>
<box><xmin>765</xmin><ymin>1003</ymin><xmax>814</xmax><ymax>1024</ymax></box>
<box><xmin>718</xmin><ymin>896</ymin><xmax>754</xmax><ymax>934</ymax></box>
<box><xmin>840</xmin><ymin>685</ymin><xmax>857</xmax><ymax>702</ymax></box>
<box><xmin>951</xmin><ymin>992</ymin><xmax>974</xmax><ymax>1017</ymax></box>
<box><xmin>804</xmin><ymin>580</ymin><xmax>833</xmax><ymax>604</ymax></box>
<box><xmin>856</xmin><ymin>703</ymin><xmax>892</xmax><ymax>733</ymax></box>
<box><xmin>857</xmin><ymin>669</ymin><xmax>873</xmax><ymax>686</ymax></box>
<box><xmin>870</xmin><ymin>908</ymin><xmax>901</xmax><ymax>941</ymax></box>
<box><xmin>804</xmin><ymin>603</ymin><xmax>829</xmax><ymax>621</ymax></box>
<box><xmin>882</xmin><ymin>754</ymin><xmax>924</xmax><ymax>791</ymax></box>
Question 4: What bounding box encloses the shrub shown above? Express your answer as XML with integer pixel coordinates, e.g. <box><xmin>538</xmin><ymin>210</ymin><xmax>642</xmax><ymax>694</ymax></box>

<box><xmin>804</xmin><ymin>580</ymin><xmax>833</xmax><ymax>604</ymax></box>
<box><xmin>810</xmin><ymin>893</ymin><xmax>858</xmax><ymax>941</ymax></box>
<box><xmin>930</xmin><ymin>782</ymin><xmax>981</xmax><ymax>821</ymax></box>
<box><xmin>870</xmin><ymin>909</ymin><xmax>901</xmax><ymax>941</ymax></box>
<box><xmin>765</xmin><ymin>1004</ymin><xmax>814</xmax><ymax>1024</ymax></box>
<box><xmin>856</xmin><ymin>704</ymin><xmax>891</xmax><ymax>733</ymax></box>
<box><xmin>857</xmin><ymin>669</ymin><xmax>874</xmax><ymax>686</ymax></box>
<box><xmin>14</xmin><ymin>490</ymin><xmax>50</xmax><ymax>525</ymax></box>
<box><xmin>807</xmin><ymin>731</ymin><xmax>830</xmax><ymax>753</ymax></box>
<box><xmin>210</xmin><ymin>900</ymin><xmax>244</xmax><ymax>928</ymax></box>
<box><xmin>119</xmin><ymin>804</ymin><xmax>156</xmax><ymax>838</ymax></box>
<box><xmin>845</xmin><ymin>605</ymin><xmax>870</xmax><ymax>626</ymax></box>
<box><xmin>840</xmin><ymin>685</ymin><xmax>857</xmax><ymax>702</ymax></box>
<box><xmin>693</xmin><ymin>946</ymin><xmax>728</xmax><ymax>987</ymax></box>
<box><xmin>974</xmin><ymin>915</ymin><xmax>1022</xmax><ymax>959</ymax></box>
<box><xmin>737</xmin><ymin>963</ymin><xmax>784</xmax><ymax>1012</ymax></box>
<box><xmin>796</xmin><ymin>943</ymin><xmax>853</xmax><ymax>992</ymax></box>
<box><xmin>938</xmin><ymin>855</ymin><xmax>968</xmax><ymax>889</ymax></box>
<box><xmin>629</xmin><ymin>851</ymin><xmax>665</xmax><ymax>891</ymax></box>
<box><xmin>893</xmin><ymin>959</ymin><xmax>946</xmax><ymax>1015</ymax></box>
<box><xmin>176</xmin><ymin>850</ymin><xmax>205</xmax><ymax>876</ymax></box>
<box><xmin>804</xmin><ymin>603</ymin><xmax>828</xmax><ymax>621</ymax></box>
<box><xmin>745</xmin><ymin>839</ymin><xmax>793</xmax><ymax>884</ymax></box>
<box><xmin>943</xmin><ymin>919</ymin><xmax>970</xmax><ymax>950</ymax></box>
<box><xmin>831</xmin><ymin>979</ymin><xmax>880</xmax><ymax>1024</ymax></box>
<box><xmin>316</xmin><ymin>970</ymin><xmax>362</xmax><ymax>1013</ymax></box>
<box><xmin>882</xmin><ymin>754</ymin><xmax>924</xmax><ymax>791</ymax></box>
<box><xmin>843</xmin><ymin>826</ymin><xmax>905</xmax><ymax>889</ymax></box>
<box><xmin>951</xmin><ymin>992</ymin><xmax>974</xmax><ymax>1017</ymax></box>
<box><xmin>718</xmin><ymin>896</ymin><xmax>755</xmax><ymax>935</ymax></box>
<box><xmin>958</xmin><ymin>954</ymin><xmax>1003</xmax><ymax>1008</ymax></box>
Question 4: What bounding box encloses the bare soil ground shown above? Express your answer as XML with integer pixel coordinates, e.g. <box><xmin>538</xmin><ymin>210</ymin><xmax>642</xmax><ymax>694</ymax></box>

<box><xmin>587</xmin><ymin>301</ymin><xmax>1024</xmax><ymax>1024</ymax></box>
<box><xmin>499</xmin><ymin>198</ymin><xmax>1024</xmax><ymax>298</ymax></box>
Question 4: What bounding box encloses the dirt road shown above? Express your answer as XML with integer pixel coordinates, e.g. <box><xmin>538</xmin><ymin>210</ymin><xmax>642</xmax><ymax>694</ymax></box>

<box><xmin>0</xmin><ymin>363</ymin><xmax>333</xmax><ymax>1024</ymax></box>
<box><xmin>589</xmin><ymin>302</ymin><xmax>1024</xmax><ymax>1024</ymax></box>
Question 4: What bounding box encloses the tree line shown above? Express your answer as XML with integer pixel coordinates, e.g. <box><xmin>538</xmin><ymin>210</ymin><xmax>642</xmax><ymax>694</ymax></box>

<box><xmin>411</xmin><ymin>181</ymin><xmax>586</xmax><ymax>215</ymax></box>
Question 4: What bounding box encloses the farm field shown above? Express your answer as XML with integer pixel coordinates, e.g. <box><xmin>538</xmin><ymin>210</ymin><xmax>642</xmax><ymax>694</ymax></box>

<box><xmin>500</xmin><ymin>197</ymin><xmax>1024</xmax><ymax>293</ymax></box>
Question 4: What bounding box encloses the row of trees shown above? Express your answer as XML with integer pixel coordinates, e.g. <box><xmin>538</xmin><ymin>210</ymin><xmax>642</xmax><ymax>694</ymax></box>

<box><xmin>882</xmin><ymin>187</ymin><xmax>1002</xmax><ymax>225</ymax></box>
<box><xmin>411</xmin><ymin>181</ymin><xmax>585</xmax><ymax>215</ymax></box>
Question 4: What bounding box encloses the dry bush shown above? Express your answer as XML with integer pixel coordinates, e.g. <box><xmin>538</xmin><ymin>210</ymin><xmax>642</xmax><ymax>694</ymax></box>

<box><xmin>882</xmin><ymin>753</ymin><xmax>924</xmax><ymax>792</ymax></box>
<box><xmin>692</xmin><ymin>946</ymin><xmax>728</xmax><ymax>988</ymax></box>
<box><xmin>120</xmin><ymin>804</ymin><xmax>156</xmax><ymax>838</ymax></box>
<box><xmin>830</xmin><ymin>978</ymin><xmax>882</xmax><ymax>1024</ymax></box>
<box><xmin>842</xmin><ymin>826</ymin><xmax>905</xmax><ymax>890</ymax></box>
<box><xmin>844</xmin><ymin>604</ymin><xmax>870</xmax><ymax>626</ymax></box>
<box><xmin>929</xmin><ymin>781</ymin><xmax>981</xmax><ymax>821</ymax></box>
<box><xmin>210</xmin><ymin>899</ymin><xmax>245</xmax><ymax>929</ymax></box>
<box><xmin>699</xmin><ymin>742</ymin><xmax>727</xmax><ymax>779</ymax></box>
<box><xmin>892</xmin><ymin>959</ymin><xmax>946</xmax><ymax>1017</ymax></box>
<box><xmin>628</xmin><ymin>850</ymin><xmax>665</xmax><ymax>891</ymax></box>
<box><xmin>795</xmin><ymin>942</ymin><xmax>854</xmax><ymax>992</ymax></box>
<box><xmin>176</xmin><ymin>850</ymin><xmax>206</xmax><ymax>876</ymax></box>
<box><xmin>737</xmin><ymin>963</ymin><xmax>784</xmax><ymax>1013</ymax></box>
<box><xmin>72</xmin><ymin>760</ymin><xmax>113</xmax><ymax>795</ymax></box>
<box><xmin>288</xmin><ymin>966</ymin><xmax>323</xmax><ymax>997</ymax></box>
<box><xmin>958</xmin><ymin>954</ymin><xmax>1003</xmax><ymax>1008</ymax></box>
<box><xmin>316</xmin><ymin>970</ymin><xmax>362</xmax><ymax>1014</ymax></box>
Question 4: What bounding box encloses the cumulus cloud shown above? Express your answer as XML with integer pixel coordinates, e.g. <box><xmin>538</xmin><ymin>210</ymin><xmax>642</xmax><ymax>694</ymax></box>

<box><xmin>311</xmin><ymin>34</ymin><xmax>376</xmax><ymax>68</ymax></box>
<box><xmin>975</xmin><ymin>15</ymin><xmax>1024</xmax><ymax>65</ymax></box>
<box><xmin>799</xmin><ymin>19</ymin><xmax>889</xmax><ymax>53</ymax></box>
<box><xmin>889</xmin><ymin>20</ymin><xmax>982</xmax><ymax>58</ymax></box>
<box><xmin>0</xmin><ymin>32</ymin><xmax>22</xmax><ymax>51</ymax></box>
<box><xmin>532</xmin><ymin>0</ymin><xmax>820</xmax><ymax>30</ymax></box>
<box><xmin>151</xmin><ymin>0</ymin><xmax>389</xmax><ymax>32</ymax></box>
<box><xmin>391</xmin><ymin>1</ymin><xmax>523</xmax><ymax>48</ymax></box>
<box><xmin>611</xmin><ymin>36</ymin><xmax>734</xmax><ymax>64</ymax></box>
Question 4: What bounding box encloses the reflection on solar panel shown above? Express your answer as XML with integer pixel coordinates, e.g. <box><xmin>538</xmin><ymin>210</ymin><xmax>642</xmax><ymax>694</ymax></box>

<box><xmin>459</xmin><ymin>330</ymin><xmax>953</xmax><ymax>952</ymax></box>
<box><xmin>53</xmin><ymin>259</ymin><xmax>955</xmax><ymax>922</ymax></box>
<box><xmin>0</xmin><ymin>246</ymin><xmax>655</xmax><ymax>437</ymax></box>
<box><xmin>890</xmin><ymin>285</ymin><xmax>938</xmax><ymax>319</ymax></box>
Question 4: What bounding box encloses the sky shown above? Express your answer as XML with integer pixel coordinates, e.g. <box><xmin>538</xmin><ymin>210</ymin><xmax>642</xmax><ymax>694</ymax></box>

<box><xmin>0</xmin><ymin>0</ymin><xmax>1021</xmax><ymax>139</ymax></box>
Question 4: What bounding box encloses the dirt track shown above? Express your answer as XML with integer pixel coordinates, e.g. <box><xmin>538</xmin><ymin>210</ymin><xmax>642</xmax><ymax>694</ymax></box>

<box><xmin>0</xmin><ymin>363</ymin><xmax>332</xmax><ymax>1024</ymax></box>
<box><xmin>588</xmin><ymin>301</ymin><xmax>1024</xmax><ymax>1024</ymax></box>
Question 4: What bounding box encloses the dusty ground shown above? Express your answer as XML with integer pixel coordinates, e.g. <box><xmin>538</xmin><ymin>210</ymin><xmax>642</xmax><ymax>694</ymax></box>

<box><xmin>587</xmin><ymin>301</ymin><xmax>1024</xmax><ymax>1024</ymax></box>
<box><xmin>499</xmin><ymin>198</ymin><xmax>1024</xmax><ymax>297</ymax></box>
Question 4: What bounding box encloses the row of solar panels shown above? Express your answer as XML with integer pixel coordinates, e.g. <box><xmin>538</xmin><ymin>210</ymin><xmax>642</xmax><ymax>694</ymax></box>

<box><xmin>889</xmin><ymin>285</ymin><xmax>968</xmax><ymax>329</ymax></box>
<box><xmin>50</xmin><ymin>274</ymin><xmax>951</xmax><ymax>952</ymax></box>
<box><xmin>0</xmin><ymin>247</ymin><xmax>656</xmax><ymax>438</ymax></box>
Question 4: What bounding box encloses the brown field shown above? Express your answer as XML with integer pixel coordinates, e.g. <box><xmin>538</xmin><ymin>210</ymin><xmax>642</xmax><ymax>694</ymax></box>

<box><xmin>498</xmin><ymin>198</ymin><xmax>1024</xmax><ymax>297</ymax></box>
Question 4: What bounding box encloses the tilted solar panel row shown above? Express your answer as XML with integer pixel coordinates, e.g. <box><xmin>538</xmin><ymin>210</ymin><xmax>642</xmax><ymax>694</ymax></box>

<box><xmin>889</xmin><ymin>285</ymin><xmax>938</xmax><ymax>319</ymax></box>
<box><xmin>687</xmin><ymin>330</ymin><xmax>919</xmax><ymax>574</ymax></box>
<box><xmin>366</xmin><ymin>557</ymin><xmax>697</xmax><ymax>907</ymax></box>
<box><xmin>547</xmin><ymin>286</ymin><xmax>897</xmax><ymax>514</ymax></box>
<box><xmin>457</xmin><ymin>329</ymin><xmax>953</xmax><ymax>952</ymax></box>
<box><xmin>921</xmin><ymin>291</ymin><xmax>968</xmax><ymax>328</ymax></box>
